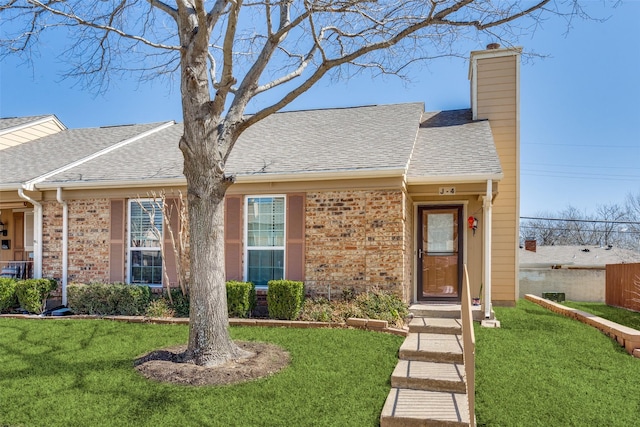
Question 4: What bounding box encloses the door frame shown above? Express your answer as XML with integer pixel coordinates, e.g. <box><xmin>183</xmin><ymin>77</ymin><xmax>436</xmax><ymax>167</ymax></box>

<box><xmin>415</xmin><ymin>203</ymin><xmax>466</xmax><ymax>302</ymax></box>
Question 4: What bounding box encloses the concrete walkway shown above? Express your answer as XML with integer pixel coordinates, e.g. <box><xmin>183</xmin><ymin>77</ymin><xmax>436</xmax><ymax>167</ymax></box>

<box><xmin>380</xmin><ymin>304</ymin><xmax>472</xmax><ymax>427</ymax></box>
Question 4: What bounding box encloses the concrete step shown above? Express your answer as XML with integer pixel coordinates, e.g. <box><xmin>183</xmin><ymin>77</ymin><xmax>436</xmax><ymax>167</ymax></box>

<box><xmin>409</xmin><ymin>304</ymin><xmax>461</xmax><ymax>319</ymax></box>
<box><xmin>391</xmin><ymin>360</ymin><xmax>466</xmax><ymax>393</ymax></box>
<box><xmin>380</xmin><ymin>388</ymin><xmax>470</xmax><ymax>427</ymax></box>
<box><xmin>409</xmin><ymin>317</ymin><xmax>462</xmax><ymax>335</ymax></box>
<box><xmin>399</xmin><ymin>333</ymin><xmax>464</xmax><ymax>364</ymax></box>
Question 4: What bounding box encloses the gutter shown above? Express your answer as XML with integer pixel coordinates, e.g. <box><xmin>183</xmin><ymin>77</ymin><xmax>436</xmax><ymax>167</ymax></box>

<box><xmin>234</xmin><ymin>167</ymin><xmax>405</xmax><ymax>183</ymax></box>
<box><xmin>35</xmin><ymin>168</ymin><xmax>406</xmax><ymax>190</ymax></box>
<box><xmin>17</xmin><ymin>188</ymin><xmax>42</xmax><ymax>279</ymax></box>
<box><xmin>406</xmin><ymin>173</ymin><xmax>503</xmax><ymax>185</ymax></box>
<box><xmin>56</xmin><ymin>188</ymin><xmax>68</xmax><ymax>306</ymax></box>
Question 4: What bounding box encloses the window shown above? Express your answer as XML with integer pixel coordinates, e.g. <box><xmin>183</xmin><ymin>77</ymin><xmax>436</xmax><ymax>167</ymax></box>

<box><xmin>128</xmin><ymin>200</ymin><xmax>163</xmax><ymax>286</ymax></box>
<box><xmin>245</xmin><ymin>196</ymin><xmax>285</xmax><ymax>286</ymax></box>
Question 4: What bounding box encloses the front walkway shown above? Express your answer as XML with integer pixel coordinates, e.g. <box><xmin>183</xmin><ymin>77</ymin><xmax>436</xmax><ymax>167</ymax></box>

<box><xmin>380</xmin><ymin>304</ymin><xmax>475</xmax><ymax>426</ymax></box>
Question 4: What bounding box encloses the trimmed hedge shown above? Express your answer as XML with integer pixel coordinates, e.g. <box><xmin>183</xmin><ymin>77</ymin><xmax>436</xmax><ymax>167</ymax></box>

<box><xmin>15</xmin><ymin>278</ymin><xmax>57</xmax><ymax>314</ymax></box>
<box><xmin>226</xmin><ymin>281</ymin><xmax>255</xmax><ymax>318</ymax></box>
<box><xmin>0</xmin><ymin>278</ymin><xmax>18</xmax><ymax>313</ymax></box>
<box><xmin>267</xmin><ymin>280</ymin><xmax>304</xmax><ymax>320</ymax></box>
<box><xmin>68</xmin><ymin>283</ymin><xmax>151</xmax><ymax>315</ymax></box>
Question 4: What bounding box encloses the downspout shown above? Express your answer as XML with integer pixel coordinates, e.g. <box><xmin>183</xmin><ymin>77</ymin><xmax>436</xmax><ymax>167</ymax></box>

<box><xmin>483</xmin><ymin>179</ymin><xmax>493</xmax><ymax>319</ymax></box>
<box><xmin>17</xmin><ymin>188</ymin><xmax>42</xmax><ymax>278</ymax></box>
<box><xmin>56</xmin><ymin>188</ymin><xmax>68</xmax><ymax>306</ymax></box>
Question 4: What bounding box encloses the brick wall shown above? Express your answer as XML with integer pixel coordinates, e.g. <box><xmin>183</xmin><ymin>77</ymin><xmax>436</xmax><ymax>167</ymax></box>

<box><xmin>304</xmin><ymin>190</ymin><xmax>409</xmax><ymax>301</ymax></box>
<box><xmin>42</xmin><ymin>198</ymin><xmax>111</xmax><ymax>284</ymax></box>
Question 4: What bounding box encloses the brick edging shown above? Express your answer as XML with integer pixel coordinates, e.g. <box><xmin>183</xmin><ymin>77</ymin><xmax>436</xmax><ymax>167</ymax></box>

<box><xmin>525</xmin><ymin>294</ymin><xmax>640</xmax><ymax>358</ymax></box>
<box><xmin>0</xmin><ymin>313</ymin><xmax>409</xmax><ymax>337</ymax></box>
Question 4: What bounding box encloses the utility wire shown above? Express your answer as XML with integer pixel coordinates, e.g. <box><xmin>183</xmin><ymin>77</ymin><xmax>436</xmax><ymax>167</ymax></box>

<box><xmin>521</xmin><ymin>217</ymin><xmax>640</xmax><ymax>225</ymax></box>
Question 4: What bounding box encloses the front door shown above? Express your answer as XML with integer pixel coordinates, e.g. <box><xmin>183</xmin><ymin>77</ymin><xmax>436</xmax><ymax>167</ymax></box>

<box><xmin>417</xmin><ymin>206</ymin><xmax>463</xmax><ymax>301</ymax></box>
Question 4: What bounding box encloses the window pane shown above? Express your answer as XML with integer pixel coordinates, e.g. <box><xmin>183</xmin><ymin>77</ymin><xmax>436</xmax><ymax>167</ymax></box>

<box><xmin>130</xmin><ymin>201</ymin><xmax>162</xmax><ymax>248</ymax></box>
<box><xmin>427</xmin><ymin>213</ymin><xmax>455</xmax><ymax>252</ymax></box>
<box><xmin>130</xmin><ymin>250</ymin><xmax>163</xmax><ymax>284</ymax></box>
<box><xmin>247</xmin><ymin>197</ymin><xmax>284</xmax><ymax>247</ymax></box>
<box><xmin>247</xmin><ymin>249</ymin><xmax>284</xmax><ymax>286</ymax></box>
<box><xmin>129</xmin><ymin>200</ymin><xmax>163</xmax><ymax>286</ymax></box>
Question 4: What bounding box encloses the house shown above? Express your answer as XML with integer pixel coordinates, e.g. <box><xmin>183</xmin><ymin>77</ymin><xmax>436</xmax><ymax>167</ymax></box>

<box><xmin>0</xmin><ymin>46</ymin><xmax>521</xmax><ymax>315</ymax></box>
<box><xmin>519</xmin><ymin>240</ymin><xmax>640</xmax><ymax>302</ymax></box>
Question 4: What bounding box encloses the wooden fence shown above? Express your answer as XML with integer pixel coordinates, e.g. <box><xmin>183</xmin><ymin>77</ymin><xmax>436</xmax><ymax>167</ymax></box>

<box><xmin>606</xmin><ymin>263</ymin><xmax>640</xmax><ymax>312</ymax></box>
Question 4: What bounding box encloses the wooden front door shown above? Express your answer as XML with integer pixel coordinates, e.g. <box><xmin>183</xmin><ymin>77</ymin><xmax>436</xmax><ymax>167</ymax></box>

<box><xmin>417</xmin><ymin>206</ymin><xmax>463</xmax><ymax>301</ymax></box>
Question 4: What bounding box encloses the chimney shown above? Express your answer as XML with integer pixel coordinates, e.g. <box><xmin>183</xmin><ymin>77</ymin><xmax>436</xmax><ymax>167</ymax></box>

<box><xmin>468</xmin><ymin>45</ymin><xmax>522</xmax><ymax>121</ymax></box>
<box><xmin>525</xmin><ymin>240</ymin><xmax>537</xmax><ymax>252</ymax></box>
<box><xmin>469</xmin><ymin>45</ymin><xmax>523</xmax><ymax>303</ymax></box>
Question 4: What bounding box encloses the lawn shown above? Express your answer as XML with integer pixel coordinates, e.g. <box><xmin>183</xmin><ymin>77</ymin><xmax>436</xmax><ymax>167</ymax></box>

<box><xmin>562</xmin><ymin>301</ymin><xmax>640</xmax><ymax>330</ymax></box>
<box><xmin>0</xmin><ymin>319</ymin><xmax>403</xmax><ymax>427</ymax></box>
<box><xmin>475</xmin><ymin>299</ymin><xmax>640</xmax><ymax>427</ymax></box>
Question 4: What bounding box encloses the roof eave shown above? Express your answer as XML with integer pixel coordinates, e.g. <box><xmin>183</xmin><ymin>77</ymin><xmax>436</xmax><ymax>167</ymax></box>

<box><xmin>35</xmin><ymin>177</ymin><xmax>187</xmax><ymax>191</ymax></box>
<box><xmin>406</xmin><ymin>172</ymin><xmax>504</xmax><ymax>185</ymax></box>
<box><xmin>234</xmin><ymin>167</ymin><xmax>406</xmax><ymax>183</ymax></box>
<box><xmin>0</xmin><ymin>114</ymin><xmax>66</xmax><ymax>136</ymax></box>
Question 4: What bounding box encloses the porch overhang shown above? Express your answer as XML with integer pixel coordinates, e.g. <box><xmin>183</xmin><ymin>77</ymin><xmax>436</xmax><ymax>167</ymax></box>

<box><xmin>405</xmin><ymin>172</ymin><xmax>503</xmax><ymax>185</ymax></box>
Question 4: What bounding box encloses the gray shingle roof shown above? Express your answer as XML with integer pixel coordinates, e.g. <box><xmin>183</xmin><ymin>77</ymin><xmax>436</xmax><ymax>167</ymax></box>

<box><xmin>6</xmin><ymin>103</ymin><xmax>503</xmax><ymax>189</ymax></box>
<box><xmin>42</xmin><ymin>123</ymin><xmax>184</xmax><ymax>186</ymax></box>
<box><xmin>228</xmin><ymin>103</ymin><xmax>424</xmax><ymax>177</ymax></box>
<box><xmin>0</xmin><ymin>122</ymin><xmax>168</xmax><ymax>187</ymax></box>
<box><xmin>407</xmin><ymin>109</ymin><xmax>502</xmax><ymax>181</ymax></box>
<box><xmin>520</xmin><ymin>245</ymin><xmax>640</xmax><ymax>267</ymax></box>
<box><xmin>42</xmin><ymin>103</ymin><xmax>425</xmax><ymax>186</ymax></box>
<box><xmin>0</xmin><ymin>115</ymin><xmax>51</xmax><ymax>132</ymax></box>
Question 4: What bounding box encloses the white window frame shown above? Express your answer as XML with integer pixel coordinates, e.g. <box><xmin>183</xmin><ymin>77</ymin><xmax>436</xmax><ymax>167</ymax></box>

<box><xmin>127</xmin><ymin>199</ymin><xmax>163</xmax><ymax>287</ymax></box>
<box><xmin>243</xmin><ymin>195</ymin><xmax>286</xmax><ymax>287</ymax></box>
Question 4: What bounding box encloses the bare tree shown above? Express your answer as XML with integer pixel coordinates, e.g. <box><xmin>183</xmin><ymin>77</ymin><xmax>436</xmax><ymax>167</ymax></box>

<box><xmin>136</xmin><ymin>190</ymin><xmax>190</xmax><ymax>301</ymax></box>
<box><xmin>595</xmin><ymin>203</ymin><xmax>627</xmax><ymax>247</ymax></box>
<box><xmin>2</xmin><ymin>0</ymin><xmax>590</xmax><ymax>366</ymax></box>
<box><xmin>623</xmin><ymin>190</ymin><xmax>640</xmax><ymax>250</ymax></box>
<box><xmin>520</xmin><ymin>210</ymin><xmax>564</xmax><ymax>245</ymax></box>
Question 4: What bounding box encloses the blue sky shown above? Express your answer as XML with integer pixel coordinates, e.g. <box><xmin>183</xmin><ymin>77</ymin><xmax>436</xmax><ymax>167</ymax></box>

<box><xmin>1</xmin><ymin>2</ymin><xmax>638</xmax><ymax>217</ymax></box>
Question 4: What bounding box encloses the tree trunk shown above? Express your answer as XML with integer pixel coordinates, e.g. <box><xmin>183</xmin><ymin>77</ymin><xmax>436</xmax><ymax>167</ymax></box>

<box><xmin>182</xmin><ymin>151</ymin><xmax>251</xmax><ymax>366</ymax></box>
<box><xmin>177</xmin><ymin>10</ymin><xmax>250</xmax><ymax>366</ymax></box>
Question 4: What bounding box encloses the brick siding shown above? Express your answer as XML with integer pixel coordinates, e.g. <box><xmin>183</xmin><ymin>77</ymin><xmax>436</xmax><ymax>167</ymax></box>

<box><xmin>304</xmin><ymin>190</ymin><xmax>409</xmax><ymax>301</ymax></box>
<box><xmin>42</xmin><ymin>198</ymin><xmax>111</xmax><ymax>284</ymax></box>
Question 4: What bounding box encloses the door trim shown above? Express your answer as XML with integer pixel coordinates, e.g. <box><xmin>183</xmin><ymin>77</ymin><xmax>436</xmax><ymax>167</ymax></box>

<box><xmin>416</xmin><ymin>204</ymin><xmax>464</xmax><ymax>302</ymax></box>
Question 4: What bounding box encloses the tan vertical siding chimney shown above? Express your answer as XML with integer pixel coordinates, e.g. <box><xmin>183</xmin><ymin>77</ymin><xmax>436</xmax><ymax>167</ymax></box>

<box><xmin>469</xmin><ymin>45</ymin><xmax>522</xmax><ymax>305</ymax></box>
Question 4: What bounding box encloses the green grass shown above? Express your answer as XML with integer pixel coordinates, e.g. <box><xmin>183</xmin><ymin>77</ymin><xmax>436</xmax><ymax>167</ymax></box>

<box><xmin>0</xmin><ymin>319</ymin><xmax>403</xmax><ymax>427</ymax></box>
<box><xmin>475</xmin><ymin>299</ymin><xmax>640</xmax><ymax>427</ymax></box>
<box><xmin>562</xmin><ymin>301</ymin><xmax>640</xmax><ymax>330</ymax></box>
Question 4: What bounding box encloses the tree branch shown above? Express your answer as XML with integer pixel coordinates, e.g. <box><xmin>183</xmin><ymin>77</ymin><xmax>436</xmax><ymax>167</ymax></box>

<box><xmin>146</xmin><ymin>0</ymin><xmax>178</xmax><ymax>20</ymax></box>
<box><xmin>25</xmin><ymin>0</ymin><xmax>179</xmax><ymax>50</ymax></box>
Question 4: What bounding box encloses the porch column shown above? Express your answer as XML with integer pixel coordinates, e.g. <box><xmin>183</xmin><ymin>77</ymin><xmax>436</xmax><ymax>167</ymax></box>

<box><xmin>483</xmin><ymin>180</ymin><xmax>492</xmax><ymax>319</ymax></box>
<box><xmin>18</xmin><ymin>189</ymin><xmax>42</xmax><ymax>278</ymax></box>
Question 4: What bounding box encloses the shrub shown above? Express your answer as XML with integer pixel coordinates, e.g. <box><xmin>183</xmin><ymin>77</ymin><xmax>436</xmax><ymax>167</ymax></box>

<box><xmin>145</xmin><ymin>298</ymin><xmax>175</xmax><ymax>318</ymax></box>
<box><xmin>166</xmin><ymin>288</ymin><xmax>190</xmax><ymax>318</ymax></box>
<box><xmin>355</xmin><ymin>289</ymin><xmax>408</xmax><ymax>327</ymax></box>
<box><xmin>226</xmin><ymin>281</ymin><xmax>256</xmax><ymax>318</ymax></box>
<box><xmin>298</xmin><ymin>298</ymin><xmax>334</xmax><ymax>323</ymax></box>
<box><xmin>67</xmin><ymin>282</ymin><xmax>151</xmax><ymax>315</ymax></box>
<box><xmin>15</xmin><ymin>278</ymin><xmax>57</xmax><ymax>314</ymax></box>
<box><xmin>267</xmin><ymin>280</ymin><xmax>304</xmax><ymax>320</ymax></box>
<box><xmin>0</xmin><ymin>278</ymin><xmax>18</xmax><ymax>312</ymax></box>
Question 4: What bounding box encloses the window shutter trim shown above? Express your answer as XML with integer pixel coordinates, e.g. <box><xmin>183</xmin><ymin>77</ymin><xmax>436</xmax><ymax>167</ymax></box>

<box><xmin>286</xmin><ymin>193</ymin><xmax>305</xmax><ymax>281</ymax></box>
<box><xmin>109</xmin><ymin>199</ymin><xmax>126</xmax><ymax>282</ymax></box>
<box><xmin>225</xmin><ymin>195</ymin><xmax>243</xmax><ymax>281</ymax></box>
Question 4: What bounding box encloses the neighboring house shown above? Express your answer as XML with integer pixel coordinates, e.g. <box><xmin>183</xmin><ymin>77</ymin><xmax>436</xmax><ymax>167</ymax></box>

<box><xmin>0</xmin><ymin>46</ymin><xmax>521</xmax><ymax>315</ymax></box>
<box><xmin>519</xmin><ymin>240</ymin><xmax>640</xmax><ymax>302</ymax></box>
